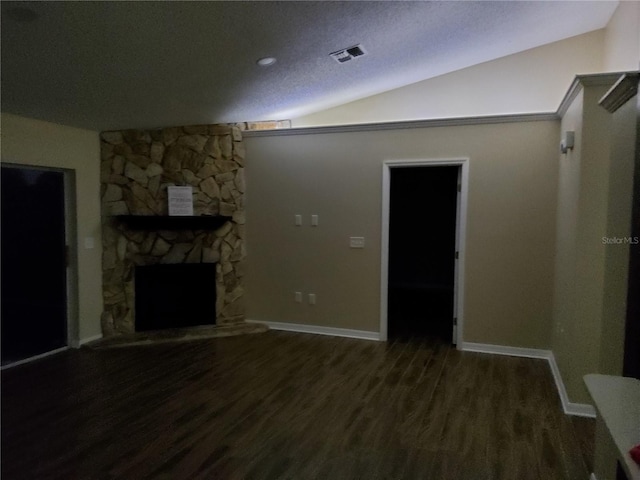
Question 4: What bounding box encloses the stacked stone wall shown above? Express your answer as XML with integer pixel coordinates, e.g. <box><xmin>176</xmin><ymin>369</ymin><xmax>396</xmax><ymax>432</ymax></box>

<box><xmin>99</xmin><ymin>124</ymin><xmax>245</xmax><ymax>336</ymax></box>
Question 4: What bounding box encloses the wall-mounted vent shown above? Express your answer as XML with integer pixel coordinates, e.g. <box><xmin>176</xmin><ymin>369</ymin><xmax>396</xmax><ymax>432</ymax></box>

<box><xmin>329</xmin><ymin>44</ymin><xmax>366</xmax><ymax>64</ymax></box>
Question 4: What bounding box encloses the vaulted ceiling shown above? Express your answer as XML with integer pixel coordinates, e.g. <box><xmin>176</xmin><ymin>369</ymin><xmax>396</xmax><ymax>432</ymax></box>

<box><xmin>1</xmin><ymin>1</ymin><xmax>618</xmax><ymax>131</ymax></box>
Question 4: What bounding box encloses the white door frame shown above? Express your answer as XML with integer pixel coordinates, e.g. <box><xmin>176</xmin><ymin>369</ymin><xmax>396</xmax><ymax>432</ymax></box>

<box><xmin>380</xmin><ymin>158</ymin><xmax>469</xmax><ymax>346</ymax></box>
<box><xmin>63</xmin><ymin>169</ymin><xmax>80</xmax><ymax>348</ymax></box>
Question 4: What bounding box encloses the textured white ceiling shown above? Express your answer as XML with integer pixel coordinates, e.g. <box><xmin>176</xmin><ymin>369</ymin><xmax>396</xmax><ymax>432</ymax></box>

<box><xmin>1</xmin><ymin>1</ymin><xmax>618</xmax><ymax>131</ymax></box>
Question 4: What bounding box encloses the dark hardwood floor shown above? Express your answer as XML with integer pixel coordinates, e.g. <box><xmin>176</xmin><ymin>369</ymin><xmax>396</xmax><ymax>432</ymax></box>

<box><xmin>1</xmin><ymin>331</ymin><xmax>594</xmax><ymax>479</ymax></box>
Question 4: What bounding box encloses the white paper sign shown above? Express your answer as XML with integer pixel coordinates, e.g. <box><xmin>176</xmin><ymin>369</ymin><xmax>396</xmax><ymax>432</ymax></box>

<box><xmin>167</xmin><ymin>186</ymin><xmax>193</xmax><ymax>216</ymax></box>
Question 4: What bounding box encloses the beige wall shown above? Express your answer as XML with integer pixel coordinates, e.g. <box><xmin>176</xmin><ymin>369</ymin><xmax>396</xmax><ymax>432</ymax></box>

<box><xmin>244</xmin><ymin>119</ymin><xmax>559</xmax><ymax>348</ymax></box>
<box><xmin>599</xmin><ymin>95</ymin><xmax>636</xmax><ymax>376</ymax></box>
<box><xmin>1</xmin><ymin>113</ymin><xmax>102</xmax><ymax>342</ymax></box>
<box><xmin>292</xmin><ymin>31</ymin><xmax>604</xmax><ymax>127</ymax></box>
<box><xmin>552</xmin><ymin>90</ymin><xmax>586</xmax><ymax>400</ymax></box>
<box><xmin>552</xmin><ymin>78</ymin><xmax>634</xmax><ymax>405</ymax></box>
<box><xmin>603</xmin><ymin>1</ymin><xmax>640</xmax><ymax>72</ymax></box>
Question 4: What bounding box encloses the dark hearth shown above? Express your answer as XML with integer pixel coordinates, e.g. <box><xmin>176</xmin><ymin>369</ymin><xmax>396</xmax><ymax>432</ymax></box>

<box><xmin>135</xmin><ymin>263</ymin><xmax>217</xmax><ymax>332</ymax></box>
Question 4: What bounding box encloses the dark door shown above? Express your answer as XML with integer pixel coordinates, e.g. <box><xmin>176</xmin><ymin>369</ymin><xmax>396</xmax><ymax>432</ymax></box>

<box><xmin>388</xmin><ymin>166</ymin><xmax>459</xmax><ymax>341</ymax></box>
<box><xmin>1</xmin><ymin>165</ymin><xmax>68</xmax><ymax>364</ymax></box>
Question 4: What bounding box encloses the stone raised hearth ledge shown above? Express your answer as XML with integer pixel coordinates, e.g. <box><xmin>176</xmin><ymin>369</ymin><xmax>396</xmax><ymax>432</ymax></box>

<box><xmin>89</xmin><ymin>323</ymin><xmax>269</xmax><ymax>349</ymax></box>
<box><xmin>100</xmin><ymin>124</ymin><xmax>256</xmax><ymax>341</ymax></box>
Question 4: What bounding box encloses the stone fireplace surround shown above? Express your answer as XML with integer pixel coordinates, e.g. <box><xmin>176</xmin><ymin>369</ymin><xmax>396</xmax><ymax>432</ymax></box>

<box><xmin>99</xmin><ymin>124</ymin><xmax>247</xmax><ymax>337</ymax></box>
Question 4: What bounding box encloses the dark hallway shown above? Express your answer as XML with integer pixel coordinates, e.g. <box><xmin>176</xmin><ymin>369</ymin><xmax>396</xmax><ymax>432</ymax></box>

<box><xmin>387</xmin><ymin>166</ymin><xmax>459</xmax><ymax>342</ymax></box>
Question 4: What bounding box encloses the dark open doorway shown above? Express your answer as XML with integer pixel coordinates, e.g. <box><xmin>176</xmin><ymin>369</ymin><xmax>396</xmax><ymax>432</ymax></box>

<box><xmin>387</xmin><ymin>166</ymin><xmax>459</xmax><ymax>342</ymax></box>
<box><xmin>1</xmin><ymin>165</ymin><xmax>68</xmax><ymax>365</ymax></box>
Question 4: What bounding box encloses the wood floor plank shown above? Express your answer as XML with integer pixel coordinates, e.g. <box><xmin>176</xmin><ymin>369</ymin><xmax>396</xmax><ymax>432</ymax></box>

<box><xmin>2</xmin><ymin>331</ymin><xmax>593</xmax><ymax>480</ymax></box>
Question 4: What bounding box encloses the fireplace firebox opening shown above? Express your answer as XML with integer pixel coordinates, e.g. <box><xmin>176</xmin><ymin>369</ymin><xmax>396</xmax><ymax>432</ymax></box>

<box><xmin>135</xmin><ymin>263</ymin><xmax>217</xmax><ymax>332</ymax></box>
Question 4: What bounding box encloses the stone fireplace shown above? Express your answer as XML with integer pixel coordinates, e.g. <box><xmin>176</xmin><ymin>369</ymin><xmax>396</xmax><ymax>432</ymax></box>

<box><xmin>99</xmin><ymin>124</ymin><xmax>246</xmax><ymax>337</ymax></box>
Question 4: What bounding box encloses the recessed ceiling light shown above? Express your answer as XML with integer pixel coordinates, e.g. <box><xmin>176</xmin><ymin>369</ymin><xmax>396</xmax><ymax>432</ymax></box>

<box><xmin>256</xmin><ymin>57</ymin><xmax>277</xmax><ymax>67</ymax></box>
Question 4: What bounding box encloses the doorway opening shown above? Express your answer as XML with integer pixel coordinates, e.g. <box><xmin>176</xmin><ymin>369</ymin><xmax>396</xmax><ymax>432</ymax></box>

<box><xmin>1</xmin><ymin>164</ymin><xmax>75</xmax><ymax>366</ymax></box>
<box><xmin>380</xmin><ymin>159</ymin><xmax>468</xmax><ymax>344</ymax></box>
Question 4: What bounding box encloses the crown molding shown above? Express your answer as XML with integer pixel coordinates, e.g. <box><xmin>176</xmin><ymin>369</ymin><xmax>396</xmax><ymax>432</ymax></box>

<box><xmin>599</xmin><ymin>73</ymin><xmax>639</xmax><ymax>114</ymax></box>
<box><xmin>243</xmin><ymin>113</ymin><xmax>557</xmax><ymax>137</ymax></box>
<box><xmin>557</xmin><ymin>72</ymin><xmax>636</xmax><ymax>117</ymax></box>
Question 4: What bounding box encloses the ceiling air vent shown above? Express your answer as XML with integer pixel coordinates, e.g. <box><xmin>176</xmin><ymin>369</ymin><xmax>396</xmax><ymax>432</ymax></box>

<box><xmin>329</xmin><ymin>44</ymin><xmax>366</xmax><ymax>64</ymax></box>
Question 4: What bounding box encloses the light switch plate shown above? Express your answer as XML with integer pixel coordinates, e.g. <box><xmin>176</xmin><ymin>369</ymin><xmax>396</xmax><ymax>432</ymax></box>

<box><xmin>311</xmin><ymin>214</ymin><xmax>319</xmax><ymax>226</ymax></box>
<box><xmin>349</xmin><ymin>237</ymin><xmax>365</xmax><ymax>248</ymax></box>
<box><xmin>308</xmin><ymin>293</ymin><xmax>316</xmax><ymax>305</ymax></box>
<box><xmin>295</xmin><ymin>215</ymin><xmax>302</xmax><ymax>226</ymax></box>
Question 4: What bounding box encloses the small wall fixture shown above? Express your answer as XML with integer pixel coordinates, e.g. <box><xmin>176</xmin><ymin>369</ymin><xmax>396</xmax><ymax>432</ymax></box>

<box><xmin>560</xmin><ymin>131</ymin><xmax>575</xmax><ymax>154</ymax></box>
<box><xmin>256</xmin><ymin>57</ymin><xmax>277</xmax><ymax>67</ymax></box>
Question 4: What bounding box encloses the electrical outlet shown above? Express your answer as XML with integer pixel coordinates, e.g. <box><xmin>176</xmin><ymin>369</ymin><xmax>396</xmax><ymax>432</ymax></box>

<box><xmin>308</xmin><ymin>293</ymin><xmax>316</xmax><ymax>305</ymax></box>
<box><xmin>295</xmin><ymin>215</ymin><xmax>302</xmax><ymax>226</ymax></box>
<box><xmin>311</xmin><ymin>214</ymin><xmax>319</xmax><ymax>226</ymax></box>
<box><xmin>294</xmin><ymin>291</ymin><xmax>302</xmax><ymax>303</ymax></box>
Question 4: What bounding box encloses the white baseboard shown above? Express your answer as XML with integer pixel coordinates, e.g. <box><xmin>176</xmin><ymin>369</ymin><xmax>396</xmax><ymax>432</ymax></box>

<box><xmin>0</xmin><ymin>333</ymin><xmax>104</xmax><ymax>368</ymax></box>
<box><xmin>0</xmin><ymin>346</ymin><xmax>69</xmax><ymax>370</ymax></box>
<box><xmin>460</xmin><ymin>342</ymin><xmax>596</xmax><ymax>418</ymax></box>
<box><xmin>460</xmin><ymin>341</ymin><xmax>552</xmax><ymax>359</ymax></box>
<box><xmin>246</xmin><ymin>319</ymin><xmax>381</xmax><ymax>341</ymax></box>
<box><xmin>548</xmin><ymin>352</ymin><xmax>596</xmax><ymax>417</ymax></box>
<box><xmin>78</xmin><ymin>334</ymin><xmax>103</xmax><ymax>346</ymax></box>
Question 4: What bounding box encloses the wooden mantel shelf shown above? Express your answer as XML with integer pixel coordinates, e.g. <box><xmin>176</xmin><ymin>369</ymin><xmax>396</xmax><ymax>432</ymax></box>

<box><xmin>115</xmin><ymin>215</ymin><xmax>232</xmax><ymax>231</ymax></box>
